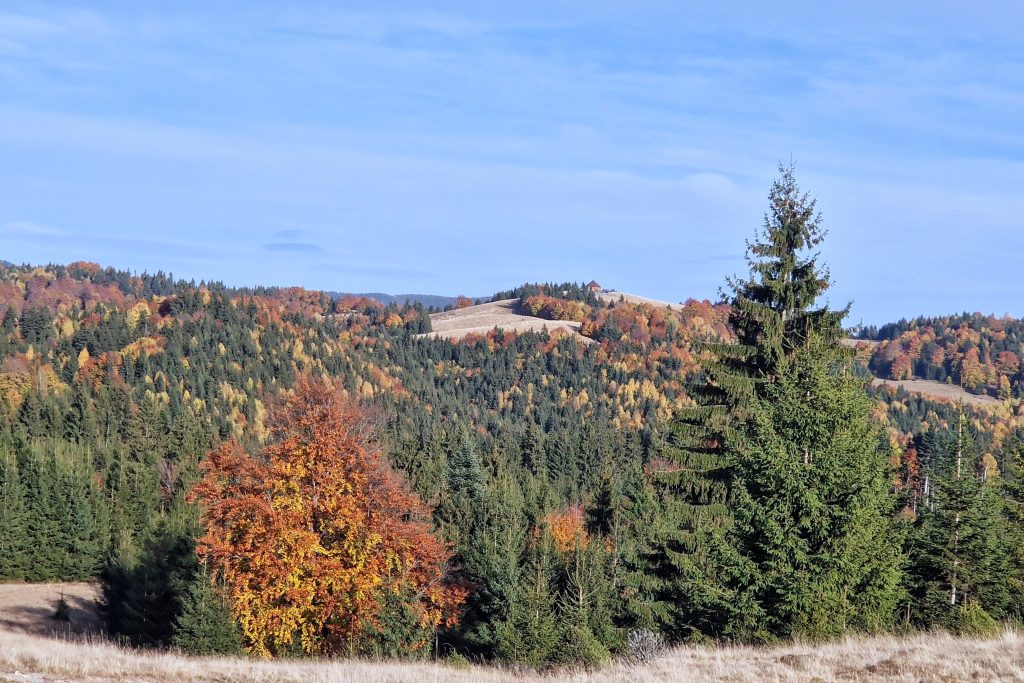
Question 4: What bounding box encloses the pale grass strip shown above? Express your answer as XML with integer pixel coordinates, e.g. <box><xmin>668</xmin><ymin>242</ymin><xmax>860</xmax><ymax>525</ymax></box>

<box><xmin>1</xmin><ymin>628</ymin><xmax>1022</xmax><ymax>682</ymax></box>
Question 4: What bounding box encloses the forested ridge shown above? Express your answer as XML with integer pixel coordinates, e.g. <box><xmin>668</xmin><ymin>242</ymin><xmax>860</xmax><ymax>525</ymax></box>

<box><xmin>858</xmin><ymin>313</ymin><xmax>1024</xmax><ymax>398</ymax></box>
<box><xmin>1</xmin><ymin>168</ymin><xmax>1023</xmax><ymax>665</ymax></box>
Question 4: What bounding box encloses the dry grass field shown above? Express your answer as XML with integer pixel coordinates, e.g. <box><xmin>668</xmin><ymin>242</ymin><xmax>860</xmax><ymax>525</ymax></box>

<box><xmin>420</xmin><ymin>299</ymin><xmax>591</xmax><ymax>342</ymax></box>
<box><xmin>871</xmin><ymin>377</ymin><xmax>1000</xmax><ymax>407</ymax></box>
<box><xmin>1</xmin><ymin>625</ymin><xmax>1022</xmax><ymax>682</ymax></box>
<box><xmin>1</xmin><ymin>587</ymin><xmax>1021</xmax><ymax>682</ymax></box>
<box><xmin>420</xmin><ymin>291</ymin><xmax>681</xmax><ymax>344</ymax></box>
<box><xmin>597</xmin><ymin>290</ymin><xmax>678</xmax><ymax>309</ymax></box>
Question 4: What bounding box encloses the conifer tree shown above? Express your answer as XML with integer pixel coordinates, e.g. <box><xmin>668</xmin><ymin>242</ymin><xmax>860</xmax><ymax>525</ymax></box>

<box><xmin>1003</xmin><ymin>436</ymin><xmax>1024</xmax><ymax>621</ymax></box>
<box><xmin>101</xmin><ymin>519</ymin><xmax>199</xmax><ymax>647</ymax></box>
<box><xmin>18</xmin><ymin>441</ymin><xmax>61</xmax><ymax>581</ymax></box>
<box><xmin>457</xmin><ymin>462</ymin><xmax>529</xmax><ymax>656</ymax></box>
<box><xmin>908</xmin><ymin>417</ymin><xmax>1012</xmax><ymax>633</ymax></box>
<box><xmin>494</xmin><ymin>532</ymin><xmax>561</xmax><ymax>666</ymax></box>
<box><xmin>172</xmin><ymin>571</ymin><xmax>243</xmax><ymax>655</ymax></box>
<box><xmin>554</xmin><ymin>527</ymin><xmax>617</xmax><ymax>665</ymax></box>
<box><xmin>436</xmin><ymin>430</ymin><xmax>486</xmax><ymax>550</ymax></box>
<box><xmin>0</xmin><ymin>446</ymin><xmax>29</xmax><ymax>579</ymax></box>
<box><xmin>723</xmin><ymin>333</ymin><xmax>905</xmax><ymax>639</ymax></box>
<box><xmin>56</xmin><ymin>462</ymin><xmax>105</xmax><ymax>580</ymax></box>
<box><xmin>663</xmin><ymin>164</ymin><xmax>903</xmax><ymax>640</ymax></box>
<box><xmin>587</xmin><ymin>465</ymin><xmax>671</xmax><ymax>633</ymax></box>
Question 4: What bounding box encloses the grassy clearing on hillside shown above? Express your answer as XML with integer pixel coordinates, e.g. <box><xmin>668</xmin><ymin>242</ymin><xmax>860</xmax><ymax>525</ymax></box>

<box><xmin>1</xmin><ymin>628</ymin><xmax>1021</xmax><ymax>682</ymax></box>
<box><xmin>597</xmin><ymin>290</ymin><xmax>678</xmax><ymax>309</ymax></box>
<box><xmin>871</xmin><ymin>377</ymin><xmax>1000</xmax><ymax>407</ymax></box>
<box><xmin>420</xmin><ymin>298</ymin><xmax>590</xmax><ymax>342</ymax></box>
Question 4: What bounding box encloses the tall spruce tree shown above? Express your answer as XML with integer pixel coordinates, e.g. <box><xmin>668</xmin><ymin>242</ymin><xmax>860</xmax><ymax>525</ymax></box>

<box><xmin>662</xmin><ymin>164</ymin><xmax>903</xmax><ymax>640</ymax></box>
<box><xmin>436</xmin><ymin>429</ymin><xmax>486</xmax><ymax>551</ymax></box>
<box><xmin>101</xmin><ymin>518</ymin><xmax>199</xmax><ymax>647</ymax></box>
<box><xmin>457</xmin><ymin>461</ymin><xmax>529</xmax><ymax>656</ymax></box>
<box><xmin>723</xmin><ymin>333</ymin><xmax>905</xmax><ymax>639</ymax></box>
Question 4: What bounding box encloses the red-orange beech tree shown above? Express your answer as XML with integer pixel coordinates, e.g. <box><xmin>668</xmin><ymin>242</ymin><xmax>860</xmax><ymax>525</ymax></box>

<box><xmin>190</xmin><ymin>376</ymin><xmax>465</xmax><ymax>657</ymax></box>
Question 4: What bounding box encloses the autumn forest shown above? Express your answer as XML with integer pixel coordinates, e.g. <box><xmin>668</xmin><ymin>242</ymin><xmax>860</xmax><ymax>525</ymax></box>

<box><xmin>1</xmin><ymin>168</ymin><xmax>1023</xmax><ymax>667</ymax></box>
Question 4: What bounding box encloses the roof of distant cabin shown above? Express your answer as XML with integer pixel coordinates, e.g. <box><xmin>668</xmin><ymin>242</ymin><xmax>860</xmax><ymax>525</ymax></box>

<box><xmin>586</xmin><ymin>280</ymin><xmax>601</xmax><ymax>288</ymax></box>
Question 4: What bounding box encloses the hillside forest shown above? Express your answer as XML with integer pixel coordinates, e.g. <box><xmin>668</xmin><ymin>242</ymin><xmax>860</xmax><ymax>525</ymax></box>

<box><xmin>1</xmin><ymin>166</ymin><xmax>1023</xmax><ymax>665</ymax></box>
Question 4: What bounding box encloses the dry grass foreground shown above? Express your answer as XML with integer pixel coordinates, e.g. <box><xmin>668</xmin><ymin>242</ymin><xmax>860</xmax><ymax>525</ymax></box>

<box><xmin>0</xmin><ymin>584</ymin><xmax>1022</xmax><ymax>681</ymax></box>
<box><xmin>1</xmin><ymin>627</ymin><xmax>1022</xmax><ymax>682</ymax></box>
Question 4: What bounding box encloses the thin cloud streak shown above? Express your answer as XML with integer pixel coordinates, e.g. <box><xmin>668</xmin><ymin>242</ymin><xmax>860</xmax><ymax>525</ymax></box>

<box><xmin>262</xmin><ymin>242</ymin><xmax>320</xmax><ymax>253</ymax></box>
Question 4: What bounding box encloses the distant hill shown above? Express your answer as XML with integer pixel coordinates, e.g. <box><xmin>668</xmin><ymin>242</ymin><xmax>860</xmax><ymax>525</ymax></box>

<box><xmin>330</xmin><ymin>291</ymin><xmax>465</xmax><ymax>309</ymax></box>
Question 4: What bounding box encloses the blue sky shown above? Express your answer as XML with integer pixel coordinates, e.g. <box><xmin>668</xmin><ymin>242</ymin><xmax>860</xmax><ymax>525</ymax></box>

<box><xmin>2</xmin><ymin>2</ymin><xmax>1023</xmax><ymax>324</ymax></box>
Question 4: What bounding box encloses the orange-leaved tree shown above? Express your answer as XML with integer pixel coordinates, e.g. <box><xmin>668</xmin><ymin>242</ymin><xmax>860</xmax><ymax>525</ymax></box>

<box><xmin>190</xmin><ymin>376</ymin><xmax>465</xmax><ymax>657</ymax></box>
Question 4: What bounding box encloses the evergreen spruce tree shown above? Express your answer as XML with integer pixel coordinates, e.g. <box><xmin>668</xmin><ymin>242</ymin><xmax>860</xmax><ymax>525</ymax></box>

<box><xmin>0</xmin><ymin>445</ymin><xmax>29</xmax><ymax>579</ymax></box>
<box><xmin>56</xmin><ymin>458</ymin><xmax>106</xmax><ymax>581</ymax></box>
<box><xmin>662</xmin><ymin>164</ymin><xmax>904</xmax><ymax>640</ymax></box>
<box><xmin>17</xmin><ymin>440</ymin><xmax>61</xmax><ymax>581</ymax></box>
<box><xmin>494</xmin><ymin>533</ymin><xmax>561</xmax><ymax>666</ymax></box>
<box><xmin>101</xmin><ymin>519</ymin><xmax>199</xmax><ymax>646</ymax></box>
<box><xmin>587</xmin><ymin>465</ymin><xmax>672</xmax><ymax>634</ymax></box>
<box><xmin>908</xmin><ymin>417</ymin><xmax>1012</xmax><ymax>634</ymax></box>
<box><xmin>1003</xmin><ymin>436</ymin><xmax>1024</xmax><ymax>621</ymax></box>
<box><xmin>723</xmin><ymin>333</ymin><xmax>905</xmax><ymax>639</ymax></box>
<box><xmin>554</xmin><ymin>536</ymin><xmax>618</xmax><ymax>665</ymax></box>
<box><xmin>436</xmin><ymin>430</ymin><xmax>486</xmax><ymax>550</ymax></box>
<box><xmin>172</xmin><ymin>572</ymin><xmax>243</xmax><ymax>655</ymax></box>
<box><xmin>457</xmin><ymin>461</ymin><xmax>529</xmax><ymax>656</ymax></box>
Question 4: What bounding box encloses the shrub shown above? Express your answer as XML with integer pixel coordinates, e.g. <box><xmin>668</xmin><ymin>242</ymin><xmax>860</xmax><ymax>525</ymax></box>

<box><xmin>625</xmin><ymin>629</ymin><xmax>666</xmax><ymax>663</ymax></box>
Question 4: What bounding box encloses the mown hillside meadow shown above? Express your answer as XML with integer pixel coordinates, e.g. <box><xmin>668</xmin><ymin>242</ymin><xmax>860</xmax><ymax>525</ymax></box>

<box><xmin>0</xmin><ymin>169</ymin><xmax>1022</xmax><ymax>676</ymax></box>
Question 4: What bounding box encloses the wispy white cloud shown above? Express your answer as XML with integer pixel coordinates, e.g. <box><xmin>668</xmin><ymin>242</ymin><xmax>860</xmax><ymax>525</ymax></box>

<box><xmin>262</xmin><ymin>242</ymin><xmax>320</xmax><ymax>253</ymax></box>
<box><xmin>4</xmin><ymin>220</ymin><xmax>63</xmax><ymax>237</ymax></box>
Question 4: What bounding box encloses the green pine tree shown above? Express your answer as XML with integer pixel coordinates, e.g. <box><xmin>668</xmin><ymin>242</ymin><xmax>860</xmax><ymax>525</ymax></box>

<box><xmin>662</xmin><ymin>164</ymin><xmax>903</xmax><ymax>641</ymax></box>
<box><xmin>18</xmin><ymin>440</ymin><xmax>61</xmax><ymax>581</ymax></box>
<box><xmin>723</xmin><ymin>333</ymin><xmax>905</xmax><ymax>640</ymax></box>
<box><xmin>0</xmin><ymin>445</ymin><xmax>29</xmax><ymax>579</ymax></box>
<box><xmin>457</xmin><ymin>461</ymin><xmax>529</xmax><ymax>657</ymax></box>
<box><xmin>587</xmin><ymin>465</ymin><xmax>673</xmax><ymax>634</ymax></box>
<box><xmin>1003</xmin><ymin>436</ymin><xmax>1024</xmax><ymax>621</ymax></box>
<box><xmin>172</xmin><ymin>572</ymin><xmax>243</xmax><ymax>655</ymax></box>
<box><xmin>494</xmin><ymin>533</ymin><xmax>561</xmax><ymax>666</ymax></box>
<box><xmin>908</xmin><ymin>416</ymin><xmax>1012</xmax><ymax>634</ymax></box>
<box><xmin>101</xmin><ymin>518</ymin><xmax>199</xmax><ymax>647</ymax></box>
<box><xmin>554</xmin><ymin>538</ymin><xmax>617</xmax><ymax>665</ymax></box>
<box><xmin>436</xmin><ymin>430</ymin><xmax>486</xmax><ymax>549</ymax></box>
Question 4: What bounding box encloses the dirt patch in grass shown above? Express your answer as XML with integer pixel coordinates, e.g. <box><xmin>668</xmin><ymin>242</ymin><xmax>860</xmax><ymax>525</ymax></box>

<box><xmin>0</xmin><ymin>582</ymin><xmax>102</xmax><ymax>638</ymax></box>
